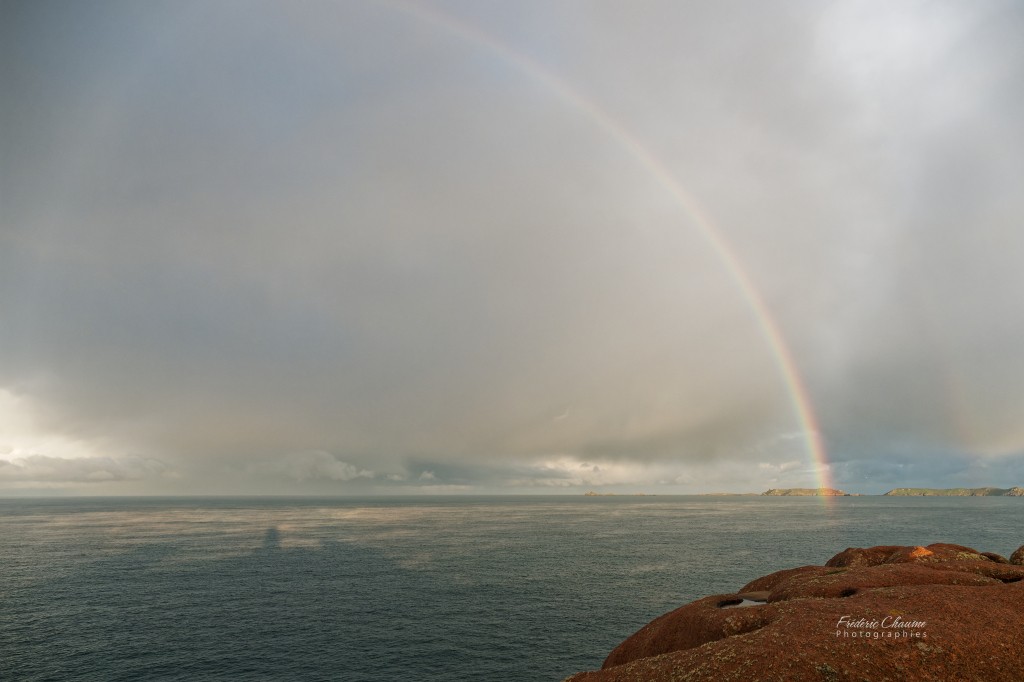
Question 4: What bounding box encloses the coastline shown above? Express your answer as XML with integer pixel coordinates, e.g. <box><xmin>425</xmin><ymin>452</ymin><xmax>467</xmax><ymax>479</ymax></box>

<box><xmin>565</xmin><ymin>542</ymin><xmax>1024</xmax><ymax>681</ymax></box>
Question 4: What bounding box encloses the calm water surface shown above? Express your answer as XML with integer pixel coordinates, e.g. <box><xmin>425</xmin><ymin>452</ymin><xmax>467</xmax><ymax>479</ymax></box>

<box><xmin>2</xmin><ymin>496</ymin><xmax>1021</xmax><ymax>681</ymax></box>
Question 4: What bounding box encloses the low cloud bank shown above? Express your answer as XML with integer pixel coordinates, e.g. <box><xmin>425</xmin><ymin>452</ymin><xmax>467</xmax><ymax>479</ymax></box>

<box><xmin>0</xmin><ymin>454</ymin><xmax>168</xmax><ymax>483</ymax></box>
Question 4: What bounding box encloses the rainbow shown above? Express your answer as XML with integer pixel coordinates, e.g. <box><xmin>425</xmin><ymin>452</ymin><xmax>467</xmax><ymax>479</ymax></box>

<box><xmin>383</xmin><ymin>0</ymin><xmax>833</xmax><ymax>492</ymax></box>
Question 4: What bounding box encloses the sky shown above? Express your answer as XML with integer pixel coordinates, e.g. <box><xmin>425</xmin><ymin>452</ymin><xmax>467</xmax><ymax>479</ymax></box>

<box><xmin>2</xmin><ymin>0</ymin><xmax>1024</xmax><ymax>495</ymax></box>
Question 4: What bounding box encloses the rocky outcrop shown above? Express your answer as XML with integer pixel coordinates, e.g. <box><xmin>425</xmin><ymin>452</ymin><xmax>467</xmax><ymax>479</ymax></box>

<box><xmin>1007</xmin><ymin>487</ymin><xmax>1024</xmax><ymax>497</ymax></box>
<box><xmin>761</xmin><ymin>488</ymin><xmax>849</xmax><ymax>496</ymax></box>
<box><xmin>565</xmin><ymin>543</ymin><xmax>1024</xmax><ymax>681</ymax></box>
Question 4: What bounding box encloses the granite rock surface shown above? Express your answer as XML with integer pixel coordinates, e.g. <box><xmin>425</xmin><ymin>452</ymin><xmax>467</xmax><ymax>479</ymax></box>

<box><xmin>565</xmin><ymin>543</ymin><xmax>1024</xmax><ymax>681</ymax></box>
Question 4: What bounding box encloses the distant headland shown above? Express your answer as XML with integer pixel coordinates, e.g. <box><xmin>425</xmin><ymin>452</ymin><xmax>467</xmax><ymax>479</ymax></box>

<box><xmin>884</xmin><ymin>487</ymin><xmax>1024</xmax><ymax>496</ymax></box>
<box><xmin>584</xmin><ymin>486</ymin><xmax>1024</xmax><ymax>496</ymax></box>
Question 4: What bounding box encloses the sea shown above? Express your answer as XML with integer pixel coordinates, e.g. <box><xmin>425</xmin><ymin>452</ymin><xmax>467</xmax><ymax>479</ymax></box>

<box><xmin>2</xmin><ymin>495</ymin><xmax>1021</xmax><ymax>681</ymax></box>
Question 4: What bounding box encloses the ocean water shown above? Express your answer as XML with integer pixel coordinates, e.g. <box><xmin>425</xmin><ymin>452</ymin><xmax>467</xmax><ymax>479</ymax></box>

<box><xmin>2</xmin><ymin>496</ymin><xmax>1021</xmax><ymax>681</ymax></box>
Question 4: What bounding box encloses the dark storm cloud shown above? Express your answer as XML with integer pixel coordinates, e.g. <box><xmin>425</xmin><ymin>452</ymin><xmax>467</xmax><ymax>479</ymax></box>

<box><xmin>2</xmin><ymin>0</ymin><xmax>1023</xmax><ymax>492</ymax></box>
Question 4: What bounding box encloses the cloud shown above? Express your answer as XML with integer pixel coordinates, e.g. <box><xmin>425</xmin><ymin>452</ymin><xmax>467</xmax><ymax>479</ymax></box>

<box><xmin>0</xmin><ymin>454</ymin><xmax>168</xmax><ymax>484</ymax></box>
<box><xmin>2</xmin><ymin>0</ymin><xmax>1023</xmax><ymax>493</ymax></box>
<box><xmin>250</xmin><ymin>451</ymin><xmax>375</xmax><ymax>483</ymax></box>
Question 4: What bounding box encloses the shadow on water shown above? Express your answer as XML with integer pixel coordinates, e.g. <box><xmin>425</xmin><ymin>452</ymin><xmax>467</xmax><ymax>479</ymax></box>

<box><xmin>260</xmin><ymin>526</ymin><xmax>282</xmax><ymax>551</ymax></box>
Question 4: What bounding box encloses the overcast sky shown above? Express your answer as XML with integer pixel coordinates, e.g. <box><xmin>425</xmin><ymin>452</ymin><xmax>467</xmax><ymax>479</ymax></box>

<box><xmin>3</xmin><ymin>0</ymin><xmax>1024</xmax><ymax>495</ymax></box>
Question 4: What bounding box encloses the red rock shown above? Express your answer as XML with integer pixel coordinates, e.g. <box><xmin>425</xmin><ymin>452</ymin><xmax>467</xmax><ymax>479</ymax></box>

<box><xmin>763</xmin><ymin>563</ymin><xmax>1002</xmax><ymax>603</ymax></box>
<box><xmin>825</xmin><ymin>545</ymin><xmax>905</xmax><ymax>567</ymax></box>
<box><xmin>564</xmin><ymin>544</ymin><xmax>1024</xmax><ymax>681</ymax></box>
<box><xmin>739</xmin><ymin>565</ymin><xmax>835</xmax><ymax>593</ymax></box>
<box><xmin>1012</xmin><ymin>545</ymin><xmax>1024</xmax><ymax>566</ymax></box>
<box><xmin>982</xmin><ymin>552</ymin><xmax>1009</xmax><ymax>564</ymax></box>
<box><xmin>885</xmin><ymin>543</ymin><xmax>985</xmax><ymax>563</ymax></box>
<box><xmin>599</xmin><ymin>593</ymin><xmax>776</xmax><ymax>669</ymax></box>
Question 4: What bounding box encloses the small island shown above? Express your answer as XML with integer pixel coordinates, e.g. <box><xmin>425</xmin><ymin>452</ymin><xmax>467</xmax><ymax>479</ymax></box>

<box><xmin>761</xmin><ymin>487</ymin><xmax>851</xmax><ymax>496</ymax></box>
